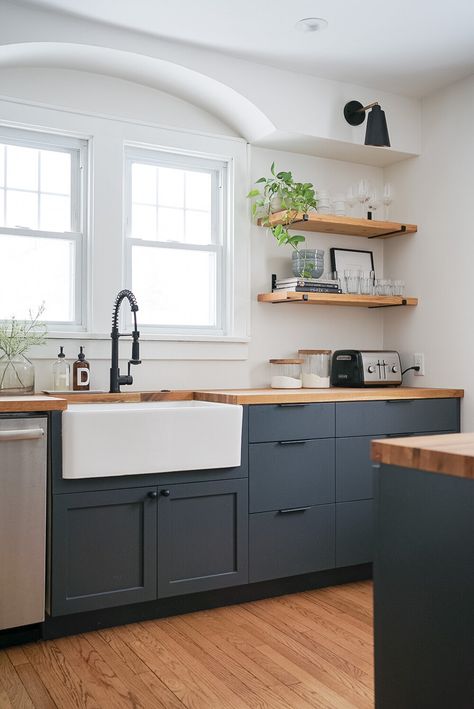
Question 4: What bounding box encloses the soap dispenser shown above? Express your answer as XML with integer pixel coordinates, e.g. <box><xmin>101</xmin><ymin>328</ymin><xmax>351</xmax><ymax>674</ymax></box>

<box><xmin>73</xmin><ymin>346</ymin><xmax>90</xmax><ymax>391</ymax></box>
<box><xmin>52</xmin><ymin>346</ymin><xmax>70</xmax><ymax>391</ymax></box>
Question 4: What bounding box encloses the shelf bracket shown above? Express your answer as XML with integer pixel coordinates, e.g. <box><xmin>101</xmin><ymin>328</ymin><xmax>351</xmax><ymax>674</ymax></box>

<box><xmin>368</xmin><ymin>224</ymin><xmax>407</xmax><ymax>239</ymax></box>
<box><xmin>369</xmin><ymin>299</ymin><xmax>408</xmax><ymax>308</ymax></box>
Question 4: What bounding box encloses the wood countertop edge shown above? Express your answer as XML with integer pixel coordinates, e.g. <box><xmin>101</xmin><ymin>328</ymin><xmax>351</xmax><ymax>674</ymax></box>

<box><xmin>0</xmin><ymin>396</ymin><xmax>68</xmax><ymax>412</ymax></box>
<box><xmin>3</xmin><ymin>386</ymin><xmax>463</xmax><ymax>412</ymax></box>
<box><xmin>193</xmin><ymin>387</ymin><xmax>464</xmax><ymax>405</ymax></box>
<box><xmin>372</xmin><ymin>434</ymin><xmax>474</xmax><ymax>480</ymax></box>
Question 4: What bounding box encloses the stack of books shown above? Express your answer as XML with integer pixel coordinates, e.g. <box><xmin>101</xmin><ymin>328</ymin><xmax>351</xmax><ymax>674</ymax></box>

<box><xmin>273</xmin><ymin>277</ymin><xmax>342</xmax><ymax>293</ymax></box>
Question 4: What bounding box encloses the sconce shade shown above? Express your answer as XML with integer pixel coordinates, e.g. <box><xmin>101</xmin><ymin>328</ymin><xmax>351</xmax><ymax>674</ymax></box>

<box><xmin>343</xmin><ymin>99</ymin><xmax>391</xmax><ymax>147</ymax></box>
<box><xmin>365</xmin><ymin>104</ymin><xmax>390</xmax><ymax>147</ymax></box>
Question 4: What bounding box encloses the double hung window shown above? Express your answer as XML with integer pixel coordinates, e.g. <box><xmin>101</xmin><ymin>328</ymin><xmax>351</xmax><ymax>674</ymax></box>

<box><xmin>0</xmin><ymin>127</ymin><xmax>87</xmax><ymax>327</ymax></box>
<box><xmin>125</xmin><ymin>147</ymin><xmax>229</xmax><ymax>336</ymax></box>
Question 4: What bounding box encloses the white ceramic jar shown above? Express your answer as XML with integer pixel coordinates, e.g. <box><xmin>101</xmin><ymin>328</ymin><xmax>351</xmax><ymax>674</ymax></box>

<box><xmin>298</xmin><ymin>349</ymin><xmax>331</xmax><ymax>388</ymax></box>
<box><xmin>269</xmin><ymin>359</ymin><xmax>303</xmax><ymax>389</ymax></box>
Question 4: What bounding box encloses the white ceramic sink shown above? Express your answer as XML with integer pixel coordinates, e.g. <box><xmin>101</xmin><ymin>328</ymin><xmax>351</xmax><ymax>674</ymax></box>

<box><xmin>62</xmin><ymin>400</ymin><xmax>243</xmax><ymax>479</ymax></box>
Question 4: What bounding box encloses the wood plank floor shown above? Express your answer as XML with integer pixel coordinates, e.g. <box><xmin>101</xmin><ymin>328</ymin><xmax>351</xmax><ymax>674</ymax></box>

<box><xmin>0</xmin><ymin>581</ymin><xmax>374</xmax><ymax>709</ymax></box>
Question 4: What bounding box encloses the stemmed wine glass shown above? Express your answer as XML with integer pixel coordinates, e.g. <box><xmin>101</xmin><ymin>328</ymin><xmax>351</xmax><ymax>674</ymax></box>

<box><xmin>358</xmin><ymin>179</ymin><xmax>370</xmax><ymax>218</ymax></box>
<box><xmin>368</xmin><ymin>189</ymin><xmax>380</xmax><ymax>219</ymax></box>
<box><xmin>383</xmin><ymin>183</ymin><xmax>393</xmax><ymax>220</ymax></box>
<box><xmin>346</xmin><ymin>185</ymin><xmax>358</xmax><ymax>216</ymax></box>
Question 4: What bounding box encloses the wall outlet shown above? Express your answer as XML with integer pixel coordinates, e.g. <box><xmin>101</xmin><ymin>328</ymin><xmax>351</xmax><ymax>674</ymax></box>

<box><xmin>413</xmin><ymin>352</ymin><xmax>425</xmax><ymax>376</ymax></box>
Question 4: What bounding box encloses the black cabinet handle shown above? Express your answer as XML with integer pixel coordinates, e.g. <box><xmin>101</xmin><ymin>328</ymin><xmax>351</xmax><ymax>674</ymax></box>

<box><xmin>278</xmin><ymin>506</ymin><xmax>311</xmax><ymax>514</ymax></box>
<box><xmin>386</xmin><ymin>399</ymin><xmax>415</xmax><ymax>404</ymax></box>
<box><xmin>278</xmin><ymin>440</ymin><xmax>307</xmax><ymax>446</ymax></box>
<box><xmin>147</xmin><ymin>491</ymin><xmax>158</xmax><ymax>498</ymax></box>
<box><xmin>278</xmin><ymin>403</ymin><xmax>309</xmax><ymax>407</ymax></box>
<box><xmin>160</xmin><ymin>489</ymin><xmax>171</xmax><ymax>497</ymax></box>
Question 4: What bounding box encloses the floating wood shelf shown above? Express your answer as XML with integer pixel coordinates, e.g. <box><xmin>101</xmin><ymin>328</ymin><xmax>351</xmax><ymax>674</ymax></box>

<box><xmin>258</xmin><ymin>291</ymin><xmax>418</xmax><ymax>308</ymax></box>
<box><xmin>258</xmin><ymin>211</ymin><xmax>417</xmax><ymax>239</ymax></box>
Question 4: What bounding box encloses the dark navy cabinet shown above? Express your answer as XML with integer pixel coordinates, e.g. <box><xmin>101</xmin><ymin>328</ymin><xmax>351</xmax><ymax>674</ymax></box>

<box><xmin>334</xmin><ymin>399</ymin><xmax>459</xmax><ymax>568</ymax></box>
<box><xmin>157</xmin><ymin>478</ymin><xmax>248</xmax><ymax>598</ymax></box>
<box><xmin>50</xmin><ymin>487</ymin><xmax>158</xmax><ymax>615</ymax></box>
<box><xmin>47</xmin><ymin>397</ymin><xmax>461</xmax><ymax>626</ymax></box>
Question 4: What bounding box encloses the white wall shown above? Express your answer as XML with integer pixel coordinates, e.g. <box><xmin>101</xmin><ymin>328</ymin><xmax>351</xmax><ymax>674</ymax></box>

<box><xmin>383</xmin><ymin>74</ymin><xmax>474</xmax><ymax>429</ymax></box>
<box><xmin>0</xmin><ymin>67</ymin><xmax>388</xmax><ymax>392</ymax></box>
<box><xmin>0</xmin><ymin>0</ymin><xmax>422</xmax><ymax>156</ymax></box>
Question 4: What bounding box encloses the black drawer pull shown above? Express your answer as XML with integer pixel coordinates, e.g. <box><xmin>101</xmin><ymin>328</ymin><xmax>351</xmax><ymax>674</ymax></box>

<box><xmin>278</xmin><ymin>506</ymin><xmax>311</xmax><ymax>514</ymax></box>
<box><xmin>278</xmin><ymin>403</ymin><xmax>309</xmax><ymax>407</ymax></box>
<box><xmin>386</xmin><ymin>399</ymin><xmax>415</xmax><ymax>404</ymax></box>
<box><xmin>147</xmin><ymin>491</ymin><xmax>158</xmax><ymax>499</ymax></box>
<box><xmin>278</xmin><ymin>440</ymin><xmax>308</xmax><ymax>446</ymax></box>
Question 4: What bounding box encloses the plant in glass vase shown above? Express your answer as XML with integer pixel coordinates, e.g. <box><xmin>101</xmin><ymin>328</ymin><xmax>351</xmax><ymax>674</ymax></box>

<box><xmin>0</xmin><ymin>304</ymin><xmax>47</xmax><ymax>395</ymax></box>
<box><xmin>247</xmin><ymin>163</ymin><xmax>320</xmax><ymax>278</ymax></box>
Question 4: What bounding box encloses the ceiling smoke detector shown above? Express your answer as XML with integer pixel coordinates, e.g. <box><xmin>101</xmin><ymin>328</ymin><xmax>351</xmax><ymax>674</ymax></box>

<box><xmin>295</xmin><ymin>17</ymin><xmax>328</xmax><ymax>33</ymax></box>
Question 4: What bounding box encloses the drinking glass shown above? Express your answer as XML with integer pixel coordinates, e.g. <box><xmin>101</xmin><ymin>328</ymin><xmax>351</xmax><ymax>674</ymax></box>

<box><xmin>344</xmin><ymin>269</ymin><xmax>361</xmax><ymax>294</ymax></box>
<box><xmin>359</xmin><ymin>271</ymin><xmax>375</xmax><ymax>295</ymax></box>
<box><xmin>358</xmin><ymin>179</ymin><xmax>370</xmax><ymax>218</ymax></box>
<box><xmin>393</xmin><ymin>279</ymin><xmax>405</xmax><ymax>296</ymax></box>
<box><xmin>383</xmin><ymin>183</ymin><xmax>393</xmax><ymax>220</ymax></box>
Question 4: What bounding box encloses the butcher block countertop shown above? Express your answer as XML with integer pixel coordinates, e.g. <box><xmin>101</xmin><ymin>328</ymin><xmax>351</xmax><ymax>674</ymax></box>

<box><xmin>35</xmin><ymin>386</ymin><xmax>464</xmax><ymax>408</ymax></box>
<box><xmin>372</xmin><ymin>433</ymin><xmax>474</xmax><ymax>480</ymax></box>
<box><xmin>0</xmin><ymin>395</ymin><xmax>68</xmax><ymax>413</ymax></box>
<box><xmin>193</xmin><ymin>386</ymin><xmax>464</xmax><ymax>405</ymax></box>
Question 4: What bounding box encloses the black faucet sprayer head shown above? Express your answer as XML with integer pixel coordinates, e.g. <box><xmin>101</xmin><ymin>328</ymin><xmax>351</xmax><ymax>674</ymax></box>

<box><xmin>111</xmin><ymin>289</ymin><xmax>139</xmax><ymax>332</ymax></box>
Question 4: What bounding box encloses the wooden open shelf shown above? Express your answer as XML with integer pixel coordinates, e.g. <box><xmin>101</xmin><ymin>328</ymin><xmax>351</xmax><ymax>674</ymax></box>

<box><xmin>258</xmin><ymin>291</ymin><xmax>418</xmax><ymax>308</ymax></box>
<box><xmin>258</xmin><ymin>211</ymin><xmax>417</xmax><ymax>239</ymax></box>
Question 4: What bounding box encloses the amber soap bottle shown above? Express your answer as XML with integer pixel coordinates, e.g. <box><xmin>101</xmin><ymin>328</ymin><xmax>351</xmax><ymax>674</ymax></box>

<box><xmin>73</xmin><ymin>346</ymin><xmax>90</xmax><ymax>391</ymax></box>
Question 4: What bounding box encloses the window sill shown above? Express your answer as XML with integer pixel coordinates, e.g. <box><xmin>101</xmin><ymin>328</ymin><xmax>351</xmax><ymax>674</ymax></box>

<box><xmin>30</xmin><ymin>334</ymin><xmax>250</xmax><ymax>361</ymax></box>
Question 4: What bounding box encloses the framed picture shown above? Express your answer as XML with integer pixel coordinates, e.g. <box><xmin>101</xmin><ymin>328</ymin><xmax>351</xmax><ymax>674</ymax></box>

<box><xmin>330</xmin><ymin>247</ymin><xmax>375</xmax><ymax>276</ymax></box>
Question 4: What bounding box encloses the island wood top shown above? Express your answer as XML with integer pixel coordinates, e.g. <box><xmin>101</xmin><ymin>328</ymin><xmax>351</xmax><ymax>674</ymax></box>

<box><xmin>0</xmin><ymin>396</ymin><xmax>68</xmax><ymax>413</ymax></box>
<box><xmin>193</xmin><ymin>387</ymin><xmax>464</xmax><ymax>405</ymax></box>
<box><xmin>372</xmin><ymin>433</ymin><xmax>474</xmax><ymax>480</ymax></box>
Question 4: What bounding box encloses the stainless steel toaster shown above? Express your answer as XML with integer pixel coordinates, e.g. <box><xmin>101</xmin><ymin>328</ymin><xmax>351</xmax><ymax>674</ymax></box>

<box><xmin>331</xmin><ymin>350</ymin><xmax>402</xmax><ymax>387</ymax></box>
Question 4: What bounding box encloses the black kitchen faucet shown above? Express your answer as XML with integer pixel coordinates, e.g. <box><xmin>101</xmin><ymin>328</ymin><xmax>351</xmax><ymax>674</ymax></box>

<box><xmin>109</xmin><ymin>289</ymin><xmax>141</xmax><ymax>393</ymax></box>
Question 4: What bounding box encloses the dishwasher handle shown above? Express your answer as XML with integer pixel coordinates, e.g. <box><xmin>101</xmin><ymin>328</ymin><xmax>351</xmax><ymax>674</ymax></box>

<box><xmin>0</xmin><ymin>428</ymin><xmax>45</xmax><ymax>442</ymax></box>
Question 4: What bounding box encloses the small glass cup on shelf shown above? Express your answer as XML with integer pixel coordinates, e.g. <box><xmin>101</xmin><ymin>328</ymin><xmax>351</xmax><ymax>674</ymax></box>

<box><xmin>359</xmin><ymin>271</ymin><xmax>375</xmax><ymax>295</ymax></box>
<box><xmin>346</xmin><ymin>185</ymin><xmax>358</xmax><ymax>216</ymax></box>
<box><xmin>344</xmin><ymin>269</ymin><xmax>361</xmax><ymax>294</ymax></box>
<box><xmin>392</xmin><ymin>280</ymin><xmax>405</xmax><ymax>296</ymax></box>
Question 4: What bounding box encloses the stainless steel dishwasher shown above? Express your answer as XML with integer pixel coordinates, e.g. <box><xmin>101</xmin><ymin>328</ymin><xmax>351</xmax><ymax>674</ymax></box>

<box><xmin>0</xmin><ymin>417</ymin><xmax>47</xmax><ymax>630</ymax></box>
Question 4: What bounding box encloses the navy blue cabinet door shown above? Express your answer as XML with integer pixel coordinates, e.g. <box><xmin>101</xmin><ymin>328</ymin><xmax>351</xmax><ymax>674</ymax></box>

<box><xmin>51</xmin><ymin>487</ymin><xmax>158</xmax><ymax>615</ymax></box>
<box><xmin>157</xmin><ymin>478</ymin><xmax>248</xmax><ymax>598</ymax></box>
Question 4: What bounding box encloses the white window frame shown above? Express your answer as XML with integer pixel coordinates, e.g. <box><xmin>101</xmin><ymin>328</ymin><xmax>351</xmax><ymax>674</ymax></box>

<box><xmin>0</xmin><ymin>125</ymin><xmax>88</xmax><ymax>331</ymax></box>
<box><xmin>124</xmin><ymin>145</ymin><xmax>231</xmax><ymax>337</ymax></box>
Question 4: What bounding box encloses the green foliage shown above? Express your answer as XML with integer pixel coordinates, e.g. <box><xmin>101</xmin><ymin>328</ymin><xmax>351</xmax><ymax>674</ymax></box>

<box><xmin>246</xmin><ymin>165</ymin><xmax>318</xmax><ymax>259</ymax></box>
<box><xmin>0</xmin><ymin>304</ymin><xmax>47</xmax><ymax>359</ymax></box>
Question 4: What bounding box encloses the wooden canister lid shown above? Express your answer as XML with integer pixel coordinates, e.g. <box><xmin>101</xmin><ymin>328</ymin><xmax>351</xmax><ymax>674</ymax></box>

<box><xmin>269</xmin><ymin>358</ymin><xmax>304</xmax><ymax>364</ymax></box>
<box><xmin>298</xmin><ymin>349</ymin><xmax>332</xmax><ymax>355</ymax></box>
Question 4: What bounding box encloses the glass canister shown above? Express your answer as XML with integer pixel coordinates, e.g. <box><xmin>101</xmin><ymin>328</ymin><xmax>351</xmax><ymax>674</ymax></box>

<box><xmin>298</xmin><ymin>349</ymin><xmax>331</xmax><ymax>388</ymax></box>
<box><xmin>269</xmin><ymin>359</ymin><xmax>303</xmax><ymax>389</ymax></box>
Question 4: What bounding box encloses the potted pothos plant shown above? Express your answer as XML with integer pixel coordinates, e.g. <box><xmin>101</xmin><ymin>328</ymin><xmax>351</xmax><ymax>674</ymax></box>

<box><xmin>247</xmin><ymin>163</ymin><xmax>320</xmax><ymax>278</ymax></box>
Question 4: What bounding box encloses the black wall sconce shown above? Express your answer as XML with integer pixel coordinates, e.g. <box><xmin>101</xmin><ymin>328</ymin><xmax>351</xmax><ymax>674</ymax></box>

<box><xmin>343</xmin><ymin>100</ymin><xmax>390</xmax><ymax>147</ymax></box>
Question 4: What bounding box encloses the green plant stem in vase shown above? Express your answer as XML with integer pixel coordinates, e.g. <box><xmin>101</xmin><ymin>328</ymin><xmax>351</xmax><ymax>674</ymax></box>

<box><xmin>247</xmin><ymin>163</ymin><xmax>319</xmax><ymax>278</ymax></box>
<box><xmin>0</xmin><ymin>305</ymin><xmax>47</xmax><ymax>396</ymax></box>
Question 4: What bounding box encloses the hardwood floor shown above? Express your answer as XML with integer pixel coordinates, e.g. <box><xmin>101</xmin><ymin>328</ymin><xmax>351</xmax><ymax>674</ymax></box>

<box><xmin>0</xmin><ymin>581</ymin><xmax>374</xmax><ymax>709</ymax></box>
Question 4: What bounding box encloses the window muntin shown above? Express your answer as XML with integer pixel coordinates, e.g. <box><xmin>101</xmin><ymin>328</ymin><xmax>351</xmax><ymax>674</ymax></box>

<box><xmin>0</xmin><ymin>129</ymin><xmax>86</xmax><ymax>327</ymax></box>
<box><xmin>125</xmin><ymin>148</ymin><xmax>228</xmax><ymax>334</ymax></box>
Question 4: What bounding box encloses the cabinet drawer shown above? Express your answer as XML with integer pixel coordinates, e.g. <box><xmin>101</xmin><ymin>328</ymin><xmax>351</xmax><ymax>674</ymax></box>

<box><xmin>336</xmin><ymin>436</ymin><xmax>381</xmax><ymax>502</ymax></box>
<box><xmin>336</xmin><ymin>399</ymin><xmax>459</xmax><ymax>437</ymax></box>
<box><xmin>336</xmin><ymin>500</ymin><xmax>374</xmax><ymax>568</ymax></box>
<box><xmin>249</xmin><ymin>439</ymin><xmax>335</xmax><ymax>513</ymax></box>
<box><xmin>249</xmin><ymin>504</ymin><xmax>335</xmax><ymax>583</ymax></box>
<box><xmin>249</xmin><ymin>403</ymin><xmax>335</xmax><ymax>443</ymax></box>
